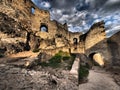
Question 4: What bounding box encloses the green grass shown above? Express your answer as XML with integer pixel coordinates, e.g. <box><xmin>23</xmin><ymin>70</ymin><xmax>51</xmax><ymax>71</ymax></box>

<box><xmin>63</xmin><ymin>56</ymin><xmax>70</xmax><ymax>61</ymax></box>
<box><xmin>78</xmin><ymin>66</ymin><xmax>89</xmax><ymax>80</ymax></box>
<box><xmin>40</xmin><ymin>51</ymin><xmax>76</xmax><ymax>69</ymax></box>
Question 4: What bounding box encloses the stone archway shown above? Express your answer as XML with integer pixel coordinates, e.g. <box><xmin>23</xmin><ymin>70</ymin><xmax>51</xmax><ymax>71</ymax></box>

<box><xmin>73</xmin><ymin>38</ymin><xmax>78</xmax><ymax>45</ymax></box>
<box><xmin>40</xmin><ymin>24</ymin><xmax>48</xmax><ymax>32</ymax></box>
<box><xmin>31</xmin><ymin>7</ymin><xmax>35</xmax><ymax>14</ymax></box>
<box><xmin>89</xmin><ymin>52</ymin><xmax>105</xmax><ymax>67</ymax></box>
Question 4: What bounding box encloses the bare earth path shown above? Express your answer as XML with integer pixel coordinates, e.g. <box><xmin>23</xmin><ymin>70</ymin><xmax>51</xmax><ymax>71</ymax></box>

<box><xmin>79</xmin><ymin>69</ymin><xmax>120</xmax><ymax>90</ymax></box>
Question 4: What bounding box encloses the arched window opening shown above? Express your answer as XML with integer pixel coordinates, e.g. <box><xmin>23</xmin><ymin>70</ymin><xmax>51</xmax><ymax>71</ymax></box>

<box><xmin>89</xmin><ymin>52</ymin><xmax>105</xmax><ymax>67</ymax></box>
<box><xmin>73</xmin><ymin>38</ymin><xmax>78</xmax><ymax>45</ymax></box>
<box><xmin>73</xmin><ymin>38</ymin><xmax>78</xmax><ymax>50</ymax></box>
<box><xmin>89</xmin><ymin>53</ymin><xmax>96</xmax><ymax>61</ymax></box>
<box><xmin>40</xmin><ymin>24</ymin><xmax>48</xmax><ymax>32</ymax></box>
<box><xmin>31</xmin><ymin>7</ymin><xmax>35</xmax><ymax>14</ymax></box>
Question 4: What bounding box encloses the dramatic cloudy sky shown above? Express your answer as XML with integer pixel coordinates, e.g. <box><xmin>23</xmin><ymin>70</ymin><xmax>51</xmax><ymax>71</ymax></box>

<box><xmin>32</xmin><ymin>0</ymin><xmax>120</xmax><ymax>37</ymax></box>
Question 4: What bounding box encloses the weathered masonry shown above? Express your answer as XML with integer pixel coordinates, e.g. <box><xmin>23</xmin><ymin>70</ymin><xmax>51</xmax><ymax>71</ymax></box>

<box><xmin>0</xmin><ymin>0</ymin><xmax>119</xmax><ymax>68</ymax></box>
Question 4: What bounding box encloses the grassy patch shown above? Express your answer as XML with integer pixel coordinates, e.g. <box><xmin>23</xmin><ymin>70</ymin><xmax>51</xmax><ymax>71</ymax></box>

<box><xmin>78</xmin><ymin>66</ymin><xmax>89</xmax><ymax>80</ymax></box>
<box><xmin>0</xmin><ymin>53</ymin><xmax>4</xmax><ymax>58</ymax></box>
<box><xmin>48</xmin><ymin>54</ymin><xmax>62</xmax><ymax>68</ymax></box>
<box><xmin>63</xmin><ymin>56</ymin><xmax>70</xmax><ymax>61</ymax></box>
<box><xmin>40</xmin><ymin>51</ymin><xmax>76</xmax><ymax>70</ymax></box>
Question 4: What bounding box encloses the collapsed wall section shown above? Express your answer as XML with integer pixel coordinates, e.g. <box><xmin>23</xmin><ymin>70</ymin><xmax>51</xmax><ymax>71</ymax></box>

<box><xmin>85</xmin><ymin>21</ymin><xmax>112</xmax><ymax>66</ymax></box>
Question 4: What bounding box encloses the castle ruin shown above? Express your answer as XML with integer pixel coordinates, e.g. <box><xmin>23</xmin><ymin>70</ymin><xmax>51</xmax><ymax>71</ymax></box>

<box><xmin>0</xmin><ymin>0</ymin><xmax>120</xmax><ymax>68</ymax></box>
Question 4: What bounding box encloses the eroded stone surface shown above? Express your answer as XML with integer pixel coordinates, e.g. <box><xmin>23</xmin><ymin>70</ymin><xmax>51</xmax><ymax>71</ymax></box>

<box><xmin>0</xmin><ymin>63</ymin><xmax>119</xmax><ymax>90</ymax></box>
<box><xmin>0</xmin><ymin>64</ymin><xmax>78</xmax><ymax>90</ymax></box>
<box><xmin>0</xmin><ymin>0</ymin><xmax>113</xmax><ymax>68</ymax></box>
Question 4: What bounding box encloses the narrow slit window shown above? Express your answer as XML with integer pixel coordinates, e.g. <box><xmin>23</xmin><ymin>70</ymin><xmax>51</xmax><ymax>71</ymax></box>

<box><xmin>73</xmin><ymin>38</ymin><xmax>78</xmax><ymax>45</ymax></box>
<box><xmin>31</xmin><ymin>7</ymin><xmax>35</xmax><ymax>14</ymax></box>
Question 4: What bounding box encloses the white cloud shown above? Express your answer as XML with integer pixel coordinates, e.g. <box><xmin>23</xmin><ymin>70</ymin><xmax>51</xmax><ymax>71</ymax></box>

<box><xmin>106</xmin><ymin>25</ymin><xmax>120</xmax><ymax>37</ymax></box>
<box><xmin>106</xmin><ymin>0</ymin><xmax>120</xmax><ymax>4</ymax></box>
<box><xmin>105</xmin><ymin>21</ymin><xmax>112</xmax><ymax>26</ymax></box>
<box><xmin>82</xmin><ymin>21</ymin><xmax>86</xmax><ymax>25</ymax></box>
<box><xmin>32</xmin><ymin>0</ymin><xmax>120</xmax><ymax>37</ymax></box>
<box><xmin>41</xmin><ymin>2</ymin><xmax>51</xmax><ymax>8</ymax></box>
<box><xmin>92</xmin><ymin>14</ymin><xmax>99</xmax><ymax>19</ymax></box>
<box><xmin>94</xmin><ymin>19</ymin><xmax>102</xmax><ymax>23</ymax></box>
<box><xmin>112</xmin><ymin>14</ymin><xmax>120</xmax><ymax>20</ymax></box>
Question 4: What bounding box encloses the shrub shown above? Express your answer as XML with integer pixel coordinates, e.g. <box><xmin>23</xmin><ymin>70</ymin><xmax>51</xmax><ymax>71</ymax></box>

<box><xmin>78</xmin><ymin>66</ymin><xmax>89</xmax><ymax>80</ymax></box>
<box><xmin>40</xmin><ymin>51</ymin><xmax>76</xmax><ymax>69</ymax></box>
<box><xmin>40</xmin><ymin>54</ymin><xmax>62</xmax><ymax>68</ymax></box>
<box><xmin>0</xmin><ymin>54</ymin><xmax>4</xmax><ymax>58</ymax></box>
<box><xmin>63</xmin><ymin>56</ymin><xmax>70</xmax><ymax>61</ymax></box>
<box><xmin>49</xmin><ymin>54</ymin><xmax>62</xmax><ymax>63</ymax></box>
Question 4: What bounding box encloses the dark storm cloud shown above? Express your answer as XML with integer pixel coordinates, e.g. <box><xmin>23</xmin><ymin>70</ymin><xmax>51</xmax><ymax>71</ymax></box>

<box><xmin>32</xmin><ymin>0</ymin><xmax>120</xmax><ymax>37</ymax></box>
<box><xmin>49</xmin><ymin>0</ymin><xmax>78</xmax><ymax>9</ymax></box>
<box><xmin>99</xmin><ymin>0</ymin><xmax>120</xmax><ymax>16</ymax></box>
<box><xmin>85</xmin><ymin>0</ymin><xmax>108</xmax><ymax>11</ymax></box>
<box><xmin>75</xmin><ymin>0</ymin><xmax>89</xmax><ymax>11</ymax></box>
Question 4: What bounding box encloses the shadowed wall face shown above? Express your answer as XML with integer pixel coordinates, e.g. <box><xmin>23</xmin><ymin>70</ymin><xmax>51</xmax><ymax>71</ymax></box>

<box><xmin>85</xmin><ymin>21</ymin><xmax>112</xmax><ymax>66</ymax></box>
<box><xmin>107</xmin><ymin>32</ymin><xmax>120</xmax><ymax>67</ymax></box>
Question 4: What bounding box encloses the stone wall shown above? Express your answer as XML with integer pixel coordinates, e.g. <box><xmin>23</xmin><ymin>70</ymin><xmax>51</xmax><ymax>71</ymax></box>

<box><xmin>0</xmin><ymin>0</ymin><xmax>117</xmax><ymax>69</ymax></box>
<box><xmin>0</xmin><ymin>0</ymin><xmax>70</xmax><ymax>54</ymax></box>
<box><xmin>85</xmin><ymin>21</ymin><xmax>106</xmax><ymax>50</ymax></box>
<box><xmin>107</xmin><ymin>31</ymin><xmax>120</xmax><ymax>68</ymax></box>
<box><xmin>0</xmin><ymin>12</ymin><xmax>28</xmax><ymax>55</ymax></box>
<box><xmin>0</xmin><ymin>0</ymin><xmax>33</xmax><ymax>54</ymax></box>
<box><xmin>85</xmin><ymin>21</ymin><xmax>112</xmax><ymax>66</ymax></box>
<box><xmin>31</xmin><ymin>8</ymin><xmax>58</xmax><ymax>39</ymax></box>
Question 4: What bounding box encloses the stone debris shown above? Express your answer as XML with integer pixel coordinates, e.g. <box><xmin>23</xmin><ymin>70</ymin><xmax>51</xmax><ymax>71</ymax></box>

<box><xmin>0</xmin><ymin>63</ymin><xmax>119</xmax><ymax>90</ymax></box>
<box><xmin>0</xmin><ymin>64</ymin><xmax>78</xmax><ymax>90</ymax></box>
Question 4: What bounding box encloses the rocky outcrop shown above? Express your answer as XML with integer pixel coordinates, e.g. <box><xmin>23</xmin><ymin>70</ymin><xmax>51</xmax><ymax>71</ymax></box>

<box><xmin>0</xmin><ymin>12</ymin><xmax>27</xmax><ymax>38</ymax></box>
<box><xmin>0</xmin><ymin>12</ymin><xmax>28</xmax><ymax>55</ymax></box>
